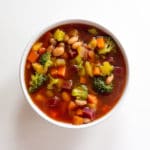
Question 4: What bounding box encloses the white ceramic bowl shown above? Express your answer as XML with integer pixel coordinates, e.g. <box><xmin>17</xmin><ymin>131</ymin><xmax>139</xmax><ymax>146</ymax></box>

<box><xmin>20</xmin><ymin>19</ymin><xmax>129</xmax><ymax>129</ymax></box>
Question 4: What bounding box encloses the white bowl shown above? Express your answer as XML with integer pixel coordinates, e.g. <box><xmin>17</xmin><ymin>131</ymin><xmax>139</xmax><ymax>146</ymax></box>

<box><xmin>20</xmin><ymin>19</ymin><xmax>129</xmax><ymax>129</ymax></box>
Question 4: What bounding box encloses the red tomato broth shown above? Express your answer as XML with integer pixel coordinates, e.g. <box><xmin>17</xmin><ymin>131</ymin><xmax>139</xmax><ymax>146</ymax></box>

<box><xmin>25</xmin><ymin>23</ymin><xmax>127</xmax><ymax>125</ymax></box>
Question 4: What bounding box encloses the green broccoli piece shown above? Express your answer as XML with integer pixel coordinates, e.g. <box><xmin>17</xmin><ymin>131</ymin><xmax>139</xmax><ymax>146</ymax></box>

<box><xmin>93</xmin><ymin>76</ymin><xmax>113</xmax><ymax>93</ymax></box>
<box><xmin>39</xmin><ymin>52</ymin><xmax>53</xmax><ymax>68</ymax></box>
<box><xmin>98</xmin><ymin>36</ymin><xmax>116</xmax><ymax>54</ymax></box>
<box><xmin>54</xmin><ymin>29</ymin><xmax>65</xmax><ymax>41</ymax></box>
<box><xmin>47</xmin><ymin>74</ymin><xmax>59</xmax><ymax>90</ymax></box>
<box><xmin>72</xmin><ymin>85</ymin><xmax>88</xmax><ymax>100</ymax></box>
<box><xmin>29</xmin><ymin>72</ymin><xmax>47</xmax><ymax>93</ymax></box>
<box><xmin>88</xmin><ymin>28</ymin><xmax>98</xmax><ymax>35</ymax></box>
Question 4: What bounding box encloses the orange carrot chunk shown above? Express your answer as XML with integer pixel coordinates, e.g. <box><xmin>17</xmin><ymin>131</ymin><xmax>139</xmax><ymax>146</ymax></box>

<box><xmin>93</xmin><ymin>66</ymin><xmax>101</xmax><ymax>76</ymax></box>
<box><xmin>50</xmin><ymin>67</ymin><xmax>58</xmax><ymax>77</ymax></box>
<box><xmin>80</xmin><ymin>76</ymin><xmax>87</xmax><ymax>84</ymax></box>
<box><xmin>87</xmin><ymin>94</ymin><xmax>98</xmax><ymax>104</ymax></box>
<box><xmin>27</xmin><ymin>50</ymin><xmax>39</xmax><ymax>63</ymax></box>
<box><xmin>57</xmin><ymin>66</ymin><xmax>66</xmax><ymax>77</ymax></box>
<box><xmin>97</xmin><ymin>37</ymin><xmax>105</xmax><ymax>49</ymax></box>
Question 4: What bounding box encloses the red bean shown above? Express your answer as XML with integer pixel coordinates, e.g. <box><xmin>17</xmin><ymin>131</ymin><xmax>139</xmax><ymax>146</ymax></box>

<box><xmin>62</xmin><ymin>80</ymin><xmax>73</xmax><ymax>90</ymax></box>
<box><xmin>83</xmin><ymin>107</ymin><xmax>95</xmax><ymax>120</ymax></box>
<box><xmin>48</xmin><ymin>96</ymin><xmax>61</xmax><ymax>107</ymax></box>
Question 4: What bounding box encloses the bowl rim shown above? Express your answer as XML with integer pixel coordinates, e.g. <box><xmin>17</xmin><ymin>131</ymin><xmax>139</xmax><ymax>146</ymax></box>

<box><xmin>20</xmin><ymin>19</ymin><xmax>129</xmax><ymax>129</ymax></box>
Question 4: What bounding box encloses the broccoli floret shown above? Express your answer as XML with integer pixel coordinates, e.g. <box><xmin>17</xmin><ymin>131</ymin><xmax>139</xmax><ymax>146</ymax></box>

<box><xmin>88</xmin><ymin>28</ymin><xmax>98</xmax><ymax>35</ymax></box>
<box><xmin>39</xmin><ymin>52</ymin><xmax>53</xmax><ymax>68</ymax></box>
<box><xmin>29</xmin><ymin>72</ymin><xmax>47</xmax><ymax>93</ymax></box>
<box><xmin>93</xmin><ymin>76</ymin><xmax>113</xmax><ymax>93</ymax></box>
<box><xmin>47</xmin><ymin>74</ymin><xmax>59</xmax><ymax>90</ymax></box>
<box><xmin>72</xmin><ymin>85</ymin><xmax>88</xmax><ymax>100</ymax></box>
<box><xmin>98</xmin><ymin>36</ymin><xmax>116</xmax><ymax>54</ymax></box>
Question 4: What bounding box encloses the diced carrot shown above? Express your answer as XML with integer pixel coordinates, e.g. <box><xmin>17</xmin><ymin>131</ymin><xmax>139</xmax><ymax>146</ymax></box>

<box><xmin>87</xmin><ymin>94</ymin><xmax>98</xmax><ymax>104</ymax></box>
<box><xmin>62</xmin><ymin>91</ymin><xmax>71</xmax><ymax>102</ymax></box>
<box><xmin>88</xmin><ymin>50</ymin><xmax>95</xmax><ymax>61</ymax></box>
<box><xmin>73</xmin><ymin>116</ymin><xmax>84</xmax><ymax>125</ymax></box>
<box><xmin>57</xmin><ymin>66</ymin><xmax>66</xmax><ymax>77</ymax></box>
<box><xmin>50</xmin><ymin>67</ymin><xmax>58</xmax><ymax>77</ymax></box>
<box><xmin>76</xmin><ymin>109</ymin><xmax>83</xmax><ymax>116</ymax></box>
<box><xmin>27</xmin><ymin>50</ymin><xmax>39</xmax><ymax>63</ymax></box>
<box><xmin>93</xmin><ymin>66</ymin><xmax>101</xmax><ymax>76</ymax></box>
<box><xmin>80</xmin><ymin>76</ymin><xmax>87</xmax><ymax>84</ymax></box>
<box><xmin>68</xmin><ymin>101</ymin><xmax>76</xmax><ymax>111</ymax></box>
<box><xmin>97</xmin><ymin>37</ymin><xmax>105</xmax><ymax>49</ymax></box>
<box><xmin>38</xmin><ymin>47</ymin><xmax>46</xmax><ymax>54</ymax></box>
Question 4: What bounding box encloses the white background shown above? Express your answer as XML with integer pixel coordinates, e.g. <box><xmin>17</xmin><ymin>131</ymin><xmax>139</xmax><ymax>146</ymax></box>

<box><xmin>0</xmin><ymin>0</ymin><xmax>150</xmax><ymax>150</ymax></box>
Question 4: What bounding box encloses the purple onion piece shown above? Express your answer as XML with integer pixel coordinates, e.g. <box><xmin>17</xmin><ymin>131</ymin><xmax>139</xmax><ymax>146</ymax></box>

<box><xmin>106</xmin><ymin>56</ymin><xmax>114</xmax><ymax>63</ymax></box>
<box><xmin>68</xmin><ymin>49</ymin><xmax>78</xmax><ymax>59</ymax></box>
<box><xmin>48</xmin><ymin>96</ymin><xmax>61</xmax><ymax>107</ymax></box>
<box><xmin>62</xmin><ymin>80</ymin><xmax>73</xmax><ymax>90</ymax></box>
<box><xmin>83</xmin><ymin>107</ymin><xmax>95</xmax><ymax>120</ymax></box>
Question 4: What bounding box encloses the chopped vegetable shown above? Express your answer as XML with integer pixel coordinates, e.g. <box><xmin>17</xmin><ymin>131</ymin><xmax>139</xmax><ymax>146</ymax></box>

<box><xmin>98</xmin><ymin>36</ymin><xmax>116</xmax><ymax>54</ymax></box>
<box><xmin>27</xmin><ymin>51</ymin><xmax>39</xmax><ymax>63</ymax></box>
<box><xmin>88</xmin><ymin>28</ymin><xmax>98</xmax><ymax>35</ymax></box>
<box><xmin>83</xmin><ymin>107</ymin><xmax>95</xmax><ymax>120</ymax></box>
<box><xmin>85</xmin><ymin>61</ymin><xmax>93</xmax><ymax>77</ymax></box>
<box><xmin>39</xmin><ymin>52</ymin><xmax>53</xmax><ymax>68</ymax></box>
<box><xmin>88</xmin><ymin>38</ymin><xmax>97</xmax><ymax>49</ymax></box>
<box><xmin>32</xmin><ymin>42</ymin><xmax>43</xmax><ymax>51</ymax></box>
<box><xmin>73</xmin><ymin>56</ymin><xmax>85</xmax><ymax>76</ymax></box>
<box><xmin>87</xmin><ymin>94</ymin><xmax>98</xmax><ymax>104</ymax></box>
<box><xmin>47</xmin><ymin>74</ymin><xmax>60</xmax><ymax>90</ymax></box>
<box><xmin>57</xmin><ymin>66</ymin><xmax>66</xmax><ymax>77</ymax></box>
<box><xmin>29</xmin><ymin>72</ymin><xmax>47</xmax><ymax>93</ymax></box>
<box><xmin>93</xmin><ymin>66</ymin><xmax>101</xmax><ymax>76</ymax></box>
<box><xmin>93</xmin><ymin>76</ymin><xmax>113</xmax><ymax>93</ymax></box>
<box><xmin>72</xmin><ymin>85</ymin><xmax>88</xmax><ymax>100</ymax></box>
<box><xmin>54</xmin><ymin>29</ymin><xmax>65</xmax><ymax>41</ymax></box>
<box><xmin>80</xmin><ymin>76</ymin><xmax>87</xmax><ymax>84</ymax></box>
<box><xmin>100</xmin><ymin>61</ymin><xmax>114</xmax><ymax>76</ymax></box>
<box><xmin>32</xmin><ymin>63</ymin><xmax>47</xmax><ymax>74</ymax></box>
<box><xmin>97</xmin><ymin>37</ymin><xmax>105</xmax><ymax>49</ymax></box>
<box><xmin>68</xmin><ymin>101</ymin><xmax>76</xmax><ymax>111</ymax></box>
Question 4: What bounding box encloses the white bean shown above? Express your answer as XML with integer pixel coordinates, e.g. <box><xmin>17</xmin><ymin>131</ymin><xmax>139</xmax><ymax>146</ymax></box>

<box><xmin>52</xmin><ymin>46</ymin><xmax>64</xmax><ymax>57</ymax></box>
<box><xmin>75</xmin><ymin>100</ymin><xmax>87</xmax><ymax>106</ymax></box>
<box><xmin>106</xmin><ymin>74</ymin><xmax>114</xmax><ymax>84</ymax></box>
<box><xmin>72</xmin><ymin>41</ymin><xmax>82</xmax><ymax>49</ymax></box>
<box><xmin>68</xmin><ymin>36</ymin><xmax>79</xmax><ymax>44</ymax></box>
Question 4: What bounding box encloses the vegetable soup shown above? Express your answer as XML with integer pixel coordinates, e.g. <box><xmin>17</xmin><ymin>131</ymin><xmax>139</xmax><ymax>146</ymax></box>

<box><xmin>25</xmin><ymin>23</ymin><xmax>127</xmax><ymax>125</ymax></box>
